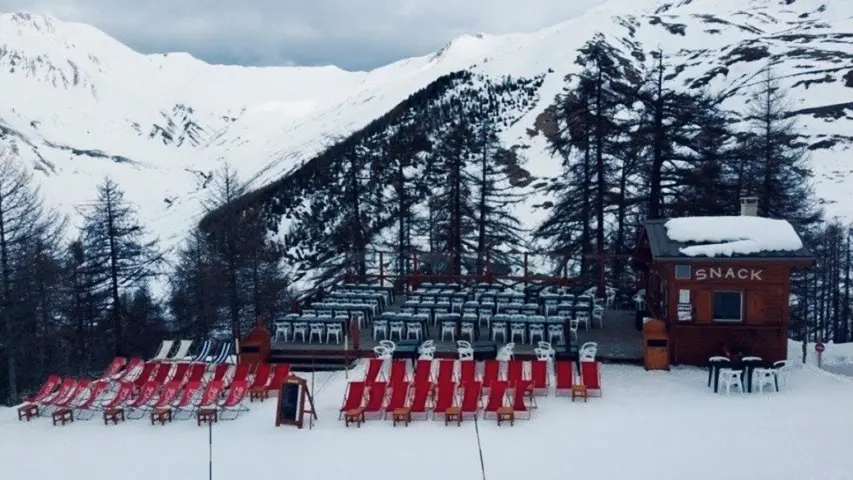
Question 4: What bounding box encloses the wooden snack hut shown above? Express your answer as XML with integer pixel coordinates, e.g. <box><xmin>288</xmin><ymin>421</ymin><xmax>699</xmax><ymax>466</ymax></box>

<box><xmin>633</xmin><ymin>199</ymin><xmax>814</xmax><ymax>365</ymax></box>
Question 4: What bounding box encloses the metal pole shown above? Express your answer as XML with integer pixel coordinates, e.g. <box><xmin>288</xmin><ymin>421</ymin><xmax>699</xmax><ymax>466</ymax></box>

<box><xmin>208</xmin><ymin>418</ymin><xmax>213</xmax><ymax>480</ymax></box>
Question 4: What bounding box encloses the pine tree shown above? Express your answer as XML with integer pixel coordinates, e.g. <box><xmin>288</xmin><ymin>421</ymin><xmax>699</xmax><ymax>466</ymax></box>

<box><xmin>79</xmin><ymin>177</ymin><xmax>160</xmax><ymax>357</ymax></box>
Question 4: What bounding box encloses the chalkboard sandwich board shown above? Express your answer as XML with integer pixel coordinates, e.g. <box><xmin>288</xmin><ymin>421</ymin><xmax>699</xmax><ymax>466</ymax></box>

<box><xmin>275</xmin><ymin>375</ymin><xmax>317</xmax><ymax>429</ymax></box>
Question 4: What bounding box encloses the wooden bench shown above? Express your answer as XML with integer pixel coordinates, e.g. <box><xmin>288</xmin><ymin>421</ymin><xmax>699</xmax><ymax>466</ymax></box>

<box><xmin>151</xmin><ymin>407</ymin><xmax>172</xmax><ymax>425</ymax></box>
<box><xmin>17</xmin><ymin>404</ymin><xmax>38</xmax><ymax>422</ymax></box>
<box><xmin>392</xmin><ymin>407</ymin><xmax>411</xmax><ymax>427</ymax></box>
<box><xmin>249</xmin><ymin>387</ymin><xmax>268</xmax><ymax>402</ymax></box>
<box><xmin>496</xmin><ymin>407</ymin><xmax>515</xmax><ymax>426</ymax></box>
<box><xmin>103</xmin><ymin>408</ymin><xmax>125</xmax><ymax>425</ymax></box>
<box><xmin>197</xmin><ymin>407</ymin><xmax>218</xmax><ymax>426</ymax></box>
<box><xmin>444</xmin><ymin>407</ymin><xmax>462</xmax><ymax>427</ymax></box>
<box><xmin>344</xmin><ymin>408</ymin><xmax>365</xmax><ymax>428</ymax></box>
<box><xmin>571</xmin><ymin>385</ymin><xmax>589</xmax><ymax>403</ymax></box>
<box><xmin>52</xmin><ymin>408</ymin><xmax>73</xmax><ymax>426</ymax></box>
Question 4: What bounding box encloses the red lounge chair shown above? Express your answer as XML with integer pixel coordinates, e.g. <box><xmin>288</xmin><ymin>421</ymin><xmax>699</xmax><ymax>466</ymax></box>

<box><xmin>169</xmin><ymin>363</ymin><xmax>191</xmax><ymax>385</ymax></box>
<box><xmin>458</xmin><ymin>360</ymin><xmax>476</xmax><ymax>386</ymax></box>
<box><xmin>132</xmin><ymin>363</ymin><xmax>157</xmax><ymax>391</ymax></box>
<box><xmin>125</xmin><ymin>380</ymin><xmax>163</xmax><ymax>419</ymax></box>
<box><xmin>149</xmin><ymin>363</ymin><xmax>174</xmax><ymax>389</ymax></box>
<box><xmin>68</xmin><ymin>381</ymin><xmax>110</xmax><ymax>421</ymax></box>
<box><xmin>98</xmin><ymin>381</ymin><xmax>134</xmax><ymax>416</ymax></box>
<box><xmin>171</xmin><ymin>381</ymin><xmax>205</xmax><ymax>420</ymax></box>
<box><xmin>339</xmin><ymin>381</ymin><xmax>367</xmax><ymax>420</ymax></box>
<box><xmin>482</xmin><ymin>360</ymin><xmax>500</xmax><ymax>391</ymax></box>
<box><xmin>364</xmin><ymin>358</ymin><xmax>384</xmax><ymax>384</ymax></box>
<box><xmin>506</xmin><ymin>360</ymin><xmax>524</xmax><ymax>389</ymax></box>
<box><xmin>431</xmin><ymin>382</ymin><xmax>457</xmax><ymax>420</ymax></box>
<box><xmin>211</xmin><ymin>364</ymin><xmax>231</xmax><ymax>384</ymax></box>
<box><xmin>383</xmin><ymin>382</ymin><xmax>409</xmax><ymax>419</ymax></box>
<box><xmin>248</xmin><ymin>363</ymin><xmax>272</xmax><ymax>390</ymax></box>
<box><xmin>408</xmin><ymin>382</ymin><xmax>432</xmax><ymax>420</ymax></box>
<box><xmin>227</xmin><ymin>363</ymin><xmax>251</xmax><ymax>389</ymax></box>
<box><xmin>25</xmin><ymin>375</ymin><xmax>61</xmax><ymax>403</ymax></box>
<box><xmin>413</xmin><ymin>359</ymin><xmax>432</xmax><ymax>386</ymax></box>
<box><xmin>266</xmin><ymin>364</ymin><xmax>291</xmax><ymax>393</ymax></box>
<box><xmin>185</xmin><ymin>363</ymin><xmax>206</xmax><ymax>385</ymax></box>
<box><xmin>115</xmin><ymin>358</ymin><xmax>145</xmax><ymax>382</ymax></box>
<box><xmin>100</xmin><ymin>358</ymin><xmax>127</xmax><ymax>381</ymax></box>
<box><xmin>510</xmin><ymin>380</ymin><xmax>532</xmax><ymax>420</ymax></box>
<box><xmin>361</xmin><ymin>381</ymin><xmax>388</xmax><ymax>420</ymax></box>
<box><xmin>176</xmin><ymin>380</ymin><xmax>221</xmax><ymax>420</ymax></box>
<box><xmin>40</xmin><ymin>379</ymin><xmax>91</xmax><ymax>417</ymax></box>
<box><xmin>580</xmin><ymin>361</ymin><xmax>602</xmax><ymax>397</ymax></box>
<box><xmin>436</xmin><ymin>359</ymin><xmax>455</xmax><ymax>385</ymax></box>
<box><xmin>30</xmin><ymin>378</ymin><xmax>75</xmax><ymax>416</ymax></box>
<box><xmin>530</xmin><ymin>360</ymin><xmax>549</xmax><ymax>396</ymax></box>
<box><xmin>218</xmin><ymin>380</ymin><xmax>249</xmax><ymax>420</ymax></box>
<box><xmin>459</xmin><ymin>381</ymin><xmax>483</xmax><ymax>420</ymax></box>
<box><xmin>483</xmin><ymin>380</ymin><xmax>509</xmax><ymax>419</ymax></box>
<box><xmin>554</xmin><ymin>361</ymin><xmax>574</xmax><ymax>396</ymax></box>
<box><xmin>141</xmin><ymin>381</ymin><xmax>183</xmax><ymax>422</ymax></box>
<box><xmin>389</xmin><ymin>360</ymin><xmax>407</xmax><ymax>386</ymax></box>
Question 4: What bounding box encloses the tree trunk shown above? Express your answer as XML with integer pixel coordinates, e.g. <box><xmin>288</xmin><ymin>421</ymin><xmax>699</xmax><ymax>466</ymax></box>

<box><xmin>0</xmin><ymin>195</ymin><xmax>18</xmax><ymax>403</ymax></box>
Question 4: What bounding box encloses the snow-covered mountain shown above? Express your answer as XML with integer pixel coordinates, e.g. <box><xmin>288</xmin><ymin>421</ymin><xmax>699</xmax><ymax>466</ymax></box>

<box><xmin>2</xmin><ymin>0</ymin><xmax>852</xmax><ymax>256</ymax></box>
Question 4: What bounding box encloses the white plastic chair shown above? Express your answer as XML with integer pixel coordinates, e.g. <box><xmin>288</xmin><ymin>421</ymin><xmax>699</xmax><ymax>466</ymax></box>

<box><xmin>457</xmin><ymin>340</ymin><xmax>472</xmax><ymax>350</ymax></box>
<box><xmin>718</xmin><ymin>368</ymin><xmax>743</xmax><ymax>395</ymax></box>
<box><xmin>576</xmin><ymin>311</ymin><xmax>590</xmax><ymax>330</ymax></box>
<box><xmin>773</xmin><ymin>360</ymin><xmax>790</xmax><ymax>389</ymax></box>
<box><xmin>326</xmin><ymin>323</ymin><xmax>343</xmax><ymax>344</ymax></box>
<box><xmin>752</xmin><ymin>367</ymin><xmax>776</xmax><ymax>393</ymax></box>
<box><xmin>546</xmin><ymin>324</ymin><xmax>564</xmax><ymax>344</ymax></box>
<box><xmin>372</xmin><ymin>320</ymin><xmax>387</xmax><ymax>341</ymax></box>
<box><xmin>379</xmin><ymin>340</ymin><xmax>396</xmax><ymax>353</ymax></box>
<box><xmin>151</xmin><ymin>340</ymin><xmax>175</xmax><ymax>361</ymax></box>
<box><xmin>458</xmin><ymin>347</ymin><xmax>474</xmax><ymax>361</ymax></box>
<box><xmin>292</xmin><ymin>322</ymin><xmax>307</xmax><ymax>342</ymax></box>
<box><xmin>528</xmin><ymin>324</ymin><xmax>545</xmax><ymax>344</ymax></box>
<box><xmin>406</xmin><ymin>321</ymin><xmax>423</xmax><ymax>340</ymax></box>
<box><xmin>510</xmin><ymin>323</ymin><xmax>526</xmax><ymax>343</ymax></box>
<box><xmin>440</xmin><ymin>321</ymin><xmax>456</xmax><ymax>341</ymax></box>
<box><xmin>592</xmin><ymin>307</ymin><xmax>604</xmax><ymax>328</ymax></box>
<box><xmin>373</xmin><ymin>346</ymin><xmax>392</xmax><ymax>359</ymax></box>
<box><xmin>460</xmin><ymin>321</ymin><xmax>476</xmax><ymax>341</ymax></box>
<box><xmin>389</xmin><ymin>321</ymin><xmax>405</xmax><ymax>340</ymax></box>
<box><xmin>497</xmin><ymin>343</ymin><xmax>515</xmax><ymax>362</ymax></box>
<box><xmin>308</xmin><ymin>323</ymin><xmax>324</xmax><ymax>343</ymax></box>
<box><xmin>274</xmin><ymin>321</ymin><xmax>291</xmax><ymax>342</ymax></box>
<box><xmin>418</xmin><ymin>340</ymin><xmax>435</xmax><ymax>355</ymax></box>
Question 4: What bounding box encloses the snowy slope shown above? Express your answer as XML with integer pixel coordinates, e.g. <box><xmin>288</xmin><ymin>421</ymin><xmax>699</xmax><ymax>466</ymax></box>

<box><xmin>3</xmin><ymin>362</ymin><xmax>853</xmax><ymax>480</ymax></box>
<box><xmin>2</xmin><ymin>0</ymin><xmax>852</xmax><ymax>252</ymax></box>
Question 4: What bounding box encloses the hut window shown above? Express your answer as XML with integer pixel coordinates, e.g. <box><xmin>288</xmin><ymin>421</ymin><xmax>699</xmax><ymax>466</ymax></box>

<box><xmin>712</xmin><ymin>291</ymin><xmax>743</xmax><ymax>322</ymax></box>
<box><xmin>675</xmin><ymin>265</ymin><xmax>691</xmax><ymax>280</ymax></box>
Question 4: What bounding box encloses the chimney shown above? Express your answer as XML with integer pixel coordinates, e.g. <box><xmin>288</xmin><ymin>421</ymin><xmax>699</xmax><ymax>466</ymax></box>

<box><xmin>740</xmin><ymin>197</ymin><xmax>758</xmax><ymax>216</ymax></box>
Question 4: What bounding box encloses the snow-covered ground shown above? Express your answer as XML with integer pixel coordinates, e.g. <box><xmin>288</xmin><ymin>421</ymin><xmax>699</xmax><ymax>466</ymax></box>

<box><xmin>791</xmin><ymin>340</ymin><xmax>853</xmax><ymax>378</ymax></box>
<box><xmin>3</xmin><ymin>359</ymin><xmax>853</xmax><ymax>480</ymax></box>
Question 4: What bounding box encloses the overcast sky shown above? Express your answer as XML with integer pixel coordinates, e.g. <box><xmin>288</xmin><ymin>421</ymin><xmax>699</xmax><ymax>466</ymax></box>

<box><xmin>1</xmin><ymin>0</ymin><xmax>608</xmax><ymax>70</ymax></box>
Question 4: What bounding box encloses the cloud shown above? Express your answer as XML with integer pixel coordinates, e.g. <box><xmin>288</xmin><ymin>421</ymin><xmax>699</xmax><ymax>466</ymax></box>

<box><xmin>0</xmin><ymin>0</ymin><xmax>608</xmax><ymax>69</ymax></box>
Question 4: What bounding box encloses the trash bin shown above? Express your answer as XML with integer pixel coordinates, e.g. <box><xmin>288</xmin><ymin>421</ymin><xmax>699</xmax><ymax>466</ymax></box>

<box><xmin>642</xmin><ymin>319</ymin><xmax>670</xmax><ymax>371</ymax></box>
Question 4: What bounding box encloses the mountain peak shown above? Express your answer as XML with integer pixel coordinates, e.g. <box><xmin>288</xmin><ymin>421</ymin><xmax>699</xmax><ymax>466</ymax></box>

<box><xmin>6</xmin><ymin>11</ymin><xmax>58</xmax><ymax>32</ymax></box>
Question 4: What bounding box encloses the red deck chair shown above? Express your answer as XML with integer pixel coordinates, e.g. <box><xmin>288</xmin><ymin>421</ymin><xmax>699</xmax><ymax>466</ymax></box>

<box><xmin>506</xmin><ymin>360</ymin><xmax>524</xmax><ymax>390</ymax></box>
<box><xmin>266</xmin><ymin>364</ymin><xmax>291</xmax><ymax>393</ymax></box>
<box><xmin>413</xmin><ymin>359</ymin><xmax>432</xmax><ymax>387</ymax></box>
<box><xmin>98</xmin><ymin>381</ymin><xmax>134</xmax><ymax>415</ymax></box>
<box><xmin>430</xmin><ymin>382</ymin><xmax>457</xmax><ymax>420</ymax></box>
<box><xmin>227</xmin><ymin>363</ymin><xmax>251</xmax><ymax>389</ymax></box>
<box><xmin>169</xmin><ymin>363</ymin><xmax>191</xmax><ymax>385</ymax></box>
<box><xmin>482</xmin><ymin>360</ymin><xmax>500</xmax><ymax>391</ymax></box>
<box><xmin>554</xmin><ymin>361</ymin><xmax>574</xmax><ymax>396</ymax></box>
<box><xmin>24</xmin><ymin>375</ymin><xmax>61</xmax><ymax>404</ymax></box>
<box><xmin>458</xmin><ymin>381</ymin><xmax>483</xmax><ymax>420</ymax></box>
<box><xmin>361</xmin><ymin>381</ymin><xmax>388</xmax><ymax>420</ymax></box>
<box><xmin>219</xmin><ymin>380</ymin><xmax>249</xmax><ymax>420</ymax></box>
<box><xmin>125</xmin><ymin>380</ymin><xmax>163</xmax><ymax>419</ymax></box>
<box><xmin>383</xmin><ymin>382</ymin><xmax>409</xmax><ymax>419</ymax></box>
<box><xmin>339</xmin><ymin>381</ymin><xmax>366</xmax><ymax>420</ymax></box>
<box><xmin>482</xmin><ymin>380</ymin><xmax>509</xmax><ymax>419</ymax></box>
<box><xmin>40</xmin><ymin>379</ymin><xmax>91</xmax><ymax>417</ymax></box>
<box><xmin>141</xmin><ymin>380</ymin><xmax>183</xmax><ymax>422</ymax></box>
<box><xmin>150</xmin><ymin>362</ymin><xmax>174</xmax><ymax>388</ymax></box>
<box><xmin>388</xmin><ymin>360</ymin><xmax>408</xmax><ymax>387</ymax></box>
<box><xmin>530</xmin><ymin>360</ymin><xmax>549</xmax><ymax>397</ymax></box>
<box><xmin>211</xmin><ymin>364</ymin><xmax>232</xmax><ymax>384</ymax></box>
<box><xmin>364</xmin><ymin>358</ymin><xmax>384</xmax><ymax>384</ymax></box>
<box><xmin>176</xmin><ymin>380</ymin><xmax>221</xmax><ymax>420</ymax></box>
<box><xmin>458</xmin><ymin>360</ymin><xmax>476</xmax><ymax>386</ymax></box>
<box><xmin>115</xmin><ymin>357</ymin><xmax>145</xmax><ymax>382</ymax></box>
<box><xmin>132</xmin><ymin>363</ymin><xmax>157</xmax><ymax>391</ymax></box>
<box><xmin>100</xmin><ymin>357</ymin><xmax>127</xmax><ymax>381</ymax></box>
<box><xmin>510</xmin><ymin>380</ymin><xmax>532</xmax><ymax>420</ymax></box>
<box><xmin>31</xmin><ymin>378</ymin><xmax>76</xmax><ymax>415</ymax></box>
<box><xmin>68</xmin><ymin>380</ymin><xmax>110</xmax><ymax>421</ymax></box>
<box><xmin>171</xmin><ymin>381</ymin><xmax>205</xmax><ymax>420</ymax></box>
<box><xmin>436</xmin><ymin>359</ymin><xmax>455</xmax><ymax>386</ymax></box>
<box><xmin>247</xmin><ymin>363</ymin><xmax>272</xmax><ymax>391</ymax></box>
<box><xmin>580</xmin><ymin>361</ymin><xmax>602</xmax><ymax>397</ymax></box>
<box><xmin>185</xmin><ymin>363</ymin><xmax>206</xmax><ymax>385</ymax></box>
<box><xmin>408</xmin><ymin>382</ymin><xmax>432</xmax><ymax>420</ymax></box>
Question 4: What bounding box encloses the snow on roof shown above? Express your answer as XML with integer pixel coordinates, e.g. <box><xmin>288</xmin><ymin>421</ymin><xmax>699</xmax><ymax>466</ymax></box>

<box><xmin>664</xmin><ymin>216</ymin><xmax>804</xmax><ymax>257</ymax></box>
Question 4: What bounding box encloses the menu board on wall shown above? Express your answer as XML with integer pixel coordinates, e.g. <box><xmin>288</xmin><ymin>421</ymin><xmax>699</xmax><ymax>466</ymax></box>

<box><xmin>677</xmin><ymin>303</ymin><xmax>692</xmax><ymax>321</ymax></box>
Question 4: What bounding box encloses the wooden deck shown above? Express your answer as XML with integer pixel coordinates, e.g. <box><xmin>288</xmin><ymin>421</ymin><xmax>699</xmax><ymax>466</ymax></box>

<box><xmin>269</xmin><ymin>308</ymin><xmax>643</xmax><ymax>367</ymax></box>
